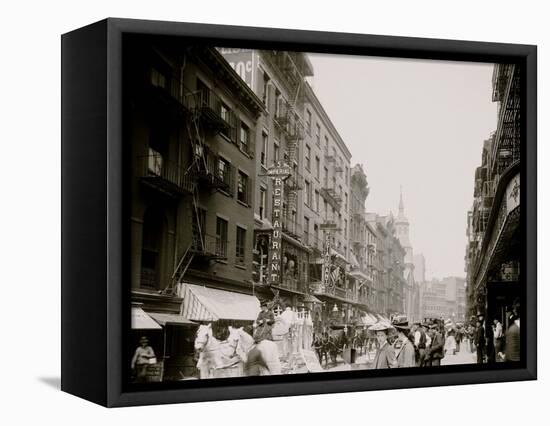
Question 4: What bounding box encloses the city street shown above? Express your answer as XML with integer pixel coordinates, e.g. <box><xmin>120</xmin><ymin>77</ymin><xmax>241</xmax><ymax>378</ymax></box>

<box><xmin>441</xmin><ymin>344</ymin><xmax>476</xmax><ymax>366</ymax></box>
<box><xmin>325</xmin><ymin>341</ymin><xmax>476</xmax><ymax>371</ymax></box>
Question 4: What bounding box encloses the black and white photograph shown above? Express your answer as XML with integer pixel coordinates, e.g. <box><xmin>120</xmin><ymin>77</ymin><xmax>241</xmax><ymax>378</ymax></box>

<box><xmin>125</xmin><ymin>36</ymin><xmax>522</xmax><ymax>383</ymax></box>
<box><xmin>4</xmin><ymin>0</ymin><xmax>547</xmax><ymax>421</ymax></box>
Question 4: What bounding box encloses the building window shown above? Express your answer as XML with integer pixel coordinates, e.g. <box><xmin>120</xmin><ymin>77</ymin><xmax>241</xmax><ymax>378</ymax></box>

<box><xmin>345</xmin><ymin>166</ymin><xmax>349</xmax><ymax>185</ymax></box>
<box><xmin>306</xmin><ymin>110</ymin><xmax>312</xmax><ymax>134</ymax></box>
<box><xmin>237</xmin><ymin>171</ymin><xmax>249</xmax><ymax>204</ymax></box>
<box><xmin>324</xmin><ymin>167</ymin><xmax>329</xmax><ymax>187</ymax></box>
<box><xmin>259</xmin><ymin>187</ymin><xmax>267</xmax><ymax>220</ymax></box>
<box><xmin>151</xmin><ymin>68</ymin><xmax>167</xmax><ymax>89</ymax></box>
<box><xmin>240</xmin><ymin>122</ymin><xmax>250</xmax><ymax>154</ymax></box>
<box><xmin>216</xmin><ymin>217</ymin><xmax>228</xmax><ymax>257</ymax></box>
<box><xmin>220</xmin><ymin>102</ymin><xmax>230</xmax><ymax>123</ymax></box>
<box><xmin>274</xmin><ymin>140</ymin><xmax>280</xmax><ymax>162</ymax></box>
<box><xmin>217</xmin><ymin>157</ymin><xmax>231</xmax><ymax>187</ymax></box>
<box><xmin>304</xmin><ymin>217</ymin><xmax>310</xmax><ymax>245</ymax></box>
<box><xmin>275</xmin><ymin>89</ymin><xmax>282</xmax><ymax>117</ymax></box>
<box><xmin>315</xmin><ymin>190</ymin><xmax>320</xmax><ymax>213</ymax></box>
<box><xmin>305</xmin><ymin>180</ymin><xmax>312</xmax><ymax>206</ymax></box>
<box><xmin>236</xmin><ymin>226</ymin><xmax>246</xmax><ymax>264</ymax></box>
<box><xmin>315</xmin><ymin>156</ymin><xmax>320</xmax><ymax>180</ymax></box>
<box><xmin>345</xmin><ymin>193</ymin><xmax>348</xmax><ymax>211</ymax></box>
<box><xmin>305</xmin><ymin>145</ymin><xmax>311</xmax><ymax>171</ymax></box>
<box><xmin>262</xmin><ymin>73</ymin><xmax>270</xmax><ymax>109</ymax></box>
<box><xmin>344</xmin><ymin>219</ymin><xmax>348</xmax><ymax>238</ymax></box>
<box><xmin>324</xmin><ymin>135</ymin><xmax>329</xmax><ymax>151</ymax></box>
<box><xmin>314</xmin><ymin>224</ymin><xmax>319</xmax><ymax>247</ymax></box>
<box><xmin>261</xmin><ymin>131</ymin><xmax>268</xmax><ymax>167</ymax></box>
<box><xmin>315</xmin><ymin>123</ymin><xmax>321</xmax><ymax>146</ymax></box>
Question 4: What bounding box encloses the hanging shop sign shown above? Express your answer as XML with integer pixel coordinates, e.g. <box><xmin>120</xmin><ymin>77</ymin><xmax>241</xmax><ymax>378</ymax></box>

<box><xmin>506</xmin><ymin>173</ymin><xmax>520</xmax><ymax>212</ymax></box>
<box><xmin>267</xmin><ymin>162</ymin><xmax>291</xmax><ymax>286</ymax></box>
<box><xmin>322</xmin><ymin>231</ymin><xmax>332</xmax><ymax>291</ymax></box>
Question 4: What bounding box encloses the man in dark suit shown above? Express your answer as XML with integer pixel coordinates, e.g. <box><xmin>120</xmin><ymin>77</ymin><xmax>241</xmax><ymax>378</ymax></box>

<box><xmin>370</xmin><ymin>323</ymin><xmax>397</xmax><ymax>369</ymax></box>
<box><xmin>254</xmin><ymin>301</ymin><xmax>275</xmax><ymax>343</ymax></box>
<box><xmin>426</xmin><ymin>324</ymin><xmax>444</xmax><ymax>366</ymax></box>
<box><xmin>475</xmin><ymin>319</ymin><xmax>486</xmax><ymax>364</ymax></box>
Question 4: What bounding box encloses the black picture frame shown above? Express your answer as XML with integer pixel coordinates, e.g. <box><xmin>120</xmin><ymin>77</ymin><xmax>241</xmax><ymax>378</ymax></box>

<box><xmin>61</xmin><ymin>17</ymin><xmax>537</xmax><ymax>407</ymax></box>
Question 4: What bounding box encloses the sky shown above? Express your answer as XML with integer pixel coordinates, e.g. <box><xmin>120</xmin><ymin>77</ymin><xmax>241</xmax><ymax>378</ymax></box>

<box><xmin>306</xmin><ymin>53</ymin><xmax>498</xmax><ymax>280</ymax></box>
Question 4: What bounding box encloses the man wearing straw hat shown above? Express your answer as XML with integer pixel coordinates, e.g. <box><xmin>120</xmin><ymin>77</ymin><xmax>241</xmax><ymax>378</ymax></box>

<box><xmin>393</xmin><ymin>319</ymin><xmax>416</xmax><ymax>368</ymax></box>
<box><xmin>369</xmin><ymin>322</ymin><xmax>397</xmax><ymax>369</ymax></box>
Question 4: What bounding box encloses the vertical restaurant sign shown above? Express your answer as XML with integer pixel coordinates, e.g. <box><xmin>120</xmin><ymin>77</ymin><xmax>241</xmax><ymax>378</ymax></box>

<box><xmin>217</xmin><ymin>48</ymin><xmax>254</xmax><ymax>89</ymax></box>
<box><xmin>266</xmin><ymin>162</ymin><xmax>291</xmax><ymax>285</ymax></box>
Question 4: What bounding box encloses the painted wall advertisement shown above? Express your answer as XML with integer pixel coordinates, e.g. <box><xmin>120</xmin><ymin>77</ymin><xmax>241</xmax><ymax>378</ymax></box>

<box><xmin>217</xmin><ymin>48</ymin><xmax>254</xmax><ymax>89</ymax></box>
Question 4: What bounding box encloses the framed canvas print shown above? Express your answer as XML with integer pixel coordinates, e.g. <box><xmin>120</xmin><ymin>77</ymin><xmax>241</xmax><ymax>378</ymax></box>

<box><xmin>61</xmin><ymin>18</ymin><xmax>537</xmax><ymax>407</ymax></box>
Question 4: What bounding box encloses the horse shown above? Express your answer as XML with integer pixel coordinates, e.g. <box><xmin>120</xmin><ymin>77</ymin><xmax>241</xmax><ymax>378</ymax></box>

<box><xmin>194</xmin><ymin>324</ymin><xmax>281</xmax><ymax>378</ymax></box>
<box><xmin>229</xmin><ymin>326</ymin><xmax>281</xmax><ymax>376</ymax></box>
<box><xmin>194</xmin><ymin>323</ymin><xmax>243</xmax><ymax>379</ymax></box>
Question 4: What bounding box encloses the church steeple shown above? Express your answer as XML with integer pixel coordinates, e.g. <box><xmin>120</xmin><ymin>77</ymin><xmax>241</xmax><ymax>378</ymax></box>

<box><xmin>396</xmin><ymin>185</ymin><xmax>407</xmax><ymax>223</ymax></box>
<box><xmin>399</xmin><ymin>185</ymin><xmax>404</xmax><ymax>216</ymax></box>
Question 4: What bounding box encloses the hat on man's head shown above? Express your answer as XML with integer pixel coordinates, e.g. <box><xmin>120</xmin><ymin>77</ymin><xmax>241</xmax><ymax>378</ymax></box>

<box><xmin>392</xmin><ymin>319</ymin><xmax>410</xmax><ymax>331</ymax></box>
<box><xmin>260</xmin><ymin>300</ymin><xmax>268</xmax><ymax>307</ymax></box>
<box><xmin>139</xmin><ymin>336</ymin><xmax>149</xmax><ymax>343</ymax></box>
<box><xmin>368</xmin><ymin>322</ymin><xmax>393</xmax><ymax>333</ymax></box>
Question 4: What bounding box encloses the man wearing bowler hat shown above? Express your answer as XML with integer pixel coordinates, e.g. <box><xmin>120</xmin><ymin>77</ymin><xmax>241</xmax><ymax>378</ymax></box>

<box><xmin>426</xmin><ymin>324</ymin><xmax>444</xmax><ymax>366</ymax></box>
<box><xmin>414</xmin><ymin>322</ymin><xmax>431</xmax><ymax>367</ymax></box>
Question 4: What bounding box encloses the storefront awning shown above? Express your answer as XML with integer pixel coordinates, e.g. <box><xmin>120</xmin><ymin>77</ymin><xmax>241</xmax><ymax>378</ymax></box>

<box><xmin>148</xmin><ymin>312</ymin><xmax>197</xmax><ymax>327</ymax></box>
<box><xmin>179</xmin><ymin>283</ymin><xmax>260</xmax><ymax>322</ymax></box>
<box><xmin>348</xmin><ymin>269</ymin><xmax>371</xmax><ymax>281</ymax></box>
<box><xmin>302</xmin><ymin>294</ymin><xmax>322</xmax><ymax>304</ymax></box>
<box><xmin>376</xmin><ymin>314</ymin><xmax>392</xmax><ymax>325</ymax></box>
<box><xmin>132</xmin><ymin>306</ymin><xmax>162</xmax><ymax>330</ymax></box>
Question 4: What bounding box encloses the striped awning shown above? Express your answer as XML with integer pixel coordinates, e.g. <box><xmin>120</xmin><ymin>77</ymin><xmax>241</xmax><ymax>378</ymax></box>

<box><xmin>131</xmin><ymin>306</ymin><xmax>162</xmax><ymax>330</ymax></box>
<box><xmin>148</xmin><ymin>312</ymin><xmax>196</xmax><ymax>327</ymax></box>
<box><xmin>178</xmin><ymin>283</ymin><xmax>260</xmax><ymax>322</ymax></box>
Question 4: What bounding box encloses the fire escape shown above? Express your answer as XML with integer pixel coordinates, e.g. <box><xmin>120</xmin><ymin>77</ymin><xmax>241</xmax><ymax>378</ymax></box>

<box><xmin>271</xmin><ymin>52</ymin><xmax>308</xmax><ymax>222</ymax></box>
<box><xmin>163</xmin><ymin>81</ymin><xmax>236</xmax><ymax>294</ymax></box>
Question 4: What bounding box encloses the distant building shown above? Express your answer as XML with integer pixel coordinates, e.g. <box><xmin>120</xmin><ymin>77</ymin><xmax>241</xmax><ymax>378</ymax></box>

<box><xmin>421</xmin><ymin>277</ymin><xmax>466</xmax><ymax>322</ymax></box>
<box><xmin>413</xmin><ymin>253</ymin><xmax>426</xmax><ymax>284</ymax></box>
<box><xmin>367</xmin><ymin>213</ymin><xmax>406</xmax><ymax>317</ymax></box>
<box><xmin>421</xmin><ymin>280</ymin><xmax>448</xmax><ymax>320</ymax></box>
<box><xmin>394</xmin><ymin>188</ymin><xmax>420</xmax><ymax>322</ymax></box>
<box><xmin>349</xmin><ymin>164</ymin><xmax>375</xmax><ymax>311</ymax></box>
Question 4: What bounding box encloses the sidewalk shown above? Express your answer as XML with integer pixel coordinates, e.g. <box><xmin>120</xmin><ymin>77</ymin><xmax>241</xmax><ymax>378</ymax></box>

<box><xmin>441</xmin><ymin>345</ymin><xmax>477</xmax><ymax>366</ymax></box>
<box><xmin>325</xmin><ymin>349</ymin><xmax>376</xmax><ymax>372</ymax></box>
<box><xmin>325</xmin><ymin>345</ymin><xmax>476</xmax><ymax>371</ymax></box>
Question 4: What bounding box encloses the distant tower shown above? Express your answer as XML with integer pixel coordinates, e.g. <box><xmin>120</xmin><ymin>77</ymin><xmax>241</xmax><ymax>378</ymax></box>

<box><xmin>395</xmin><ymin>186</ymin><xmax>417</xmax><ymax>320</ymax></box>
<box><xmin>395</xmin><ymin>186</ymin><xmax>413</xmax><ymax>265</ymax></box>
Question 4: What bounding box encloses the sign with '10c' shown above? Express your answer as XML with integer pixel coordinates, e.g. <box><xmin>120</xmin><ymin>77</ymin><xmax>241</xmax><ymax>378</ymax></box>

<box><xmin>218</xmin><ymin>48</ymin><xmax>254</xmax><ymax>89</ymax></box>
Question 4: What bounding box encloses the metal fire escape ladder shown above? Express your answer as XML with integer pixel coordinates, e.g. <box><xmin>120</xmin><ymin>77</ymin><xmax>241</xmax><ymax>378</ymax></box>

<box><xmin>284</xmin><ymin>62</ymin><xmax>305</xmax><ymax>215</ymax></box>
<box><xmin>167</xmin><ymin>242</ymin><xmax>195</xmax><ymax>294</ymax></box>
<box><xmin>164</xmin><ymin>93</ymin><xmax>211</xmax><ymax>294</ymax></box>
